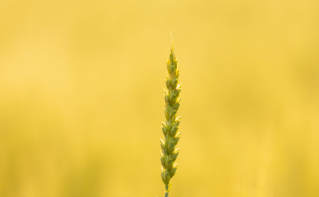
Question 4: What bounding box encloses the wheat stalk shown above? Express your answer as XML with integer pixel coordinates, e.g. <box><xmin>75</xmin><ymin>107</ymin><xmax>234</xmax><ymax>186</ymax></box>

<box><xmin>160</xmin><ymin>42</ymin><xmax>181</xmax><ymax>197</ymax></box>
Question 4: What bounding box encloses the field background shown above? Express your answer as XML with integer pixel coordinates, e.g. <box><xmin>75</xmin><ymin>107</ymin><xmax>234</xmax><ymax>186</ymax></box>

<box><xmin>0</xmin><ymin>0</ymin><xmax>319</xmax><ymax>197</ymax></box>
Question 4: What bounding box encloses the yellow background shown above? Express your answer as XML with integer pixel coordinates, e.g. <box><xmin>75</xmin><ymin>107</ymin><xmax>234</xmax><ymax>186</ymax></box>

<box><xmin>0</xmin><ymin>0</ymin><xmax>319</xmax><ymax>197</ymax></box>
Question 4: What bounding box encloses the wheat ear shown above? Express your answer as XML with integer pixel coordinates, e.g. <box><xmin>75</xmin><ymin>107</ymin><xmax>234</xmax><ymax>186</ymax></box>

<box><xmin>160</xmin><ymin>43</ymin><xmax>181</xmax><ymax>197</ymax></box>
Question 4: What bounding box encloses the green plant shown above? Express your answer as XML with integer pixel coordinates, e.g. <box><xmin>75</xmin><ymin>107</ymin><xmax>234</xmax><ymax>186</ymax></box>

<box><xmin>160</xmin><ymin>42</ymin><xmax>181</xmax><ymax>197</ymax></box>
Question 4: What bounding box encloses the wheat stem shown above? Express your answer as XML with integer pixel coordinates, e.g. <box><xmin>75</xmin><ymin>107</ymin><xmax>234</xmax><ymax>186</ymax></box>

<box><xmin>165</xmin><ymin>185</ymin><xmax>169</xmax><ymax>197</ymax></box>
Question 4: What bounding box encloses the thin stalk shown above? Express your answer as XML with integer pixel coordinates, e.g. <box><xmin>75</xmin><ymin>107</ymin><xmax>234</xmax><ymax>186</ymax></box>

<box><xmin>165</xmin><ymin>186</ymin><xmax>169</xmax><ymax>197</ymax></box>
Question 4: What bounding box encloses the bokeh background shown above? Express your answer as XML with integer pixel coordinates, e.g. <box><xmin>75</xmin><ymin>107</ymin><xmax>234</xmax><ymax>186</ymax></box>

<box><xmin>0</xmin><ymin>0</ymin><xmax>319</xmax><ymax>197</ymax></box>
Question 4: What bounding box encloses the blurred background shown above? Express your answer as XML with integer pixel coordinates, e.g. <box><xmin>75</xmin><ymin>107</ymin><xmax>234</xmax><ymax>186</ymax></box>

<box><xmin>0</xmin><ymin>0</ymin><xmax>319</xmax><ymax>197</ymax></box>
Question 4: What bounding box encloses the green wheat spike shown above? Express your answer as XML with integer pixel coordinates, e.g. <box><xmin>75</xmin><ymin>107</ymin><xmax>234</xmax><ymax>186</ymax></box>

<box><xmin>160</xmin><ymin>41</ymin><xmax>181</xmax><ymax>197</ymax></box>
